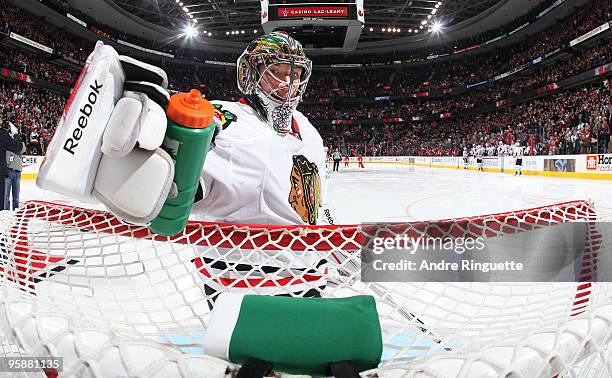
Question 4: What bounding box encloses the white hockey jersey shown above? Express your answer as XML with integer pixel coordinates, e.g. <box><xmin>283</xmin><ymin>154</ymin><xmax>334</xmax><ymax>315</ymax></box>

<box><xmin>192</xmin><ymin>99</ymin><xmax>330</xmax><ymax>226</ymax></box>
<box><xmin>476</xmin><ymin>146</ymin><xmax>485</xmax><ymax>158</ymax></box>
<box><xmin>190</xmin><ymin>99</ymin><xmax>331</xmax><ymax>295</ymax></box>
<box><xmin>513</xmin><ymin>145</ymin><xmax>524</xmax><ymax>158</ymax></box>
<box><xmin>497</xmin><ymin>144</ymin><xmax>508</xmax><ymax>156</ymax></box>
<box><xmin>486</xmin><ymin>145</ymin><xmax>496</xmax><ymax>156</ymax></box>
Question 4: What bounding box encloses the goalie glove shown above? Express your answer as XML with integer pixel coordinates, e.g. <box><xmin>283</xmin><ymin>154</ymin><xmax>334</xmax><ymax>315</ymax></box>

<box><xmin>37</xmin><ymin>41</ymin><xmax>174</xmax><ymax>225</ymax></box>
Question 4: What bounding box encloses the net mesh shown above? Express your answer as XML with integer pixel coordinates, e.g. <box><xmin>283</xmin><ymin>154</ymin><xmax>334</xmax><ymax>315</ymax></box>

<box><xmin>0</xmin><ymin>199</ymin><xmax>610</xmax><ymax>377</ymax></box>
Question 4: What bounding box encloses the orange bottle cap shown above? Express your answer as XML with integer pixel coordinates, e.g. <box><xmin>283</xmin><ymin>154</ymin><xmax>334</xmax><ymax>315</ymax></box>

<box><xmin>166</xmin><ymin>89</ymin><xmax>215</xmax><ymax>129</ymax></box>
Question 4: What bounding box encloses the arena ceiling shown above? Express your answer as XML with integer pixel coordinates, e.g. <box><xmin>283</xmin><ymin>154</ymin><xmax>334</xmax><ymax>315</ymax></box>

<box><xmin>111</xmin><ymin>0</ymin><xmax>504</xmax><ymax>44</ymax></box>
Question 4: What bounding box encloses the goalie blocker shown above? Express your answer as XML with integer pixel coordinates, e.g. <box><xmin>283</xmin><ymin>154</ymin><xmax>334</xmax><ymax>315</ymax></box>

<box><xmin>38</xmin><ymin>42</ymin><xmax>174</xmax><ymax>225</ymax></box>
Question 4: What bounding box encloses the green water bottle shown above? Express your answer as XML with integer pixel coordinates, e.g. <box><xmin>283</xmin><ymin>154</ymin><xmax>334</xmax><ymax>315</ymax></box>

<box><xmin>149</xmin><ymin>89</ymin><xmax>216</xmax><ymax>236</ymax></box>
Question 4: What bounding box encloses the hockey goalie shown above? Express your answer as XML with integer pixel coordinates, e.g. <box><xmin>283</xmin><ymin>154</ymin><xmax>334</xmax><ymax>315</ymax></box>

<box><xmin>37</xmin><ymin>32</ymin><xmax>338</xmax><ymax>308</ymax></box>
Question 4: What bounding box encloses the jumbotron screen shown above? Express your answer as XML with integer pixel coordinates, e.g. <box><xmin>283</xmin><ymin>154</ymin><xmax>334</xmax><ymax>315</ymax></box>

<box><xmin>266</xmin><ymin>1</ymin><xmax>360</xmax><ymax>21</ymax></box>
<box><xmin>262</xmin><ymin>0</ymin><xmax>364</xmax><ymax>50</ymax></box>
<box><xmin>276</xmin><ymin>6</ymin><xmax>349</xmax><ymax>19</ymax></box>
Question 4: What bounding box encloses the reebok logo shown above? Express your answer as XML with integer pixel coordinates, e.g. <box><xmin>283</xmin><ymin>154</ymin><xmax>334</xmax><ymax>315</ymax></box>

<box><xmin>324</xmin><ymin>208</ymin><xmax>334</xmax><ymax>225</ymax></box>
<box><xmin>63</xmin><ymin>80</ymin><xmax>103</xmax><ymax>155</ymax></box>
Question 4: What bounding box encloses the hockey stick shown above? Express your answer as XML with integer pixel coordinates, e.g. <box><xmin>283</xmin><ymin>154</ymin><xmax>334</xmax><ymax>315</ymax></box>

<box><xmin>327</xmin><ymin>250</ymin><xmax>453</xmax><ymax>352</ymax></box>
<box><xmin>367</xmin><ymin>282</ymin><xmax>452</xmax><ymax>352</ymax></box>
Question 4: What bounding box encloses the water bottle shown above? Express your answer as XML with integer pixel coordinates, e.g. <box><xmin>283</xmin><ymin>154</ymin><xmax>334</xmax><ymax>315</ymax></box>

<box><xmin>149</xmin><ymin>89</ymin><xmax>215</xmax><ymax>236</ymax></box>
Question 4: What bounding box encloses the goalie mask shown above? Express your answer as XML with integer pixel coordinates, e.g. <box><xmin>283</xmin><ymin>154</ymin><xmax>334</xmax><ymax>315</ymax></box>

<box><xmin>237</xmin><ymin>31</ymin><xmax>312</xmax><ymax>136</ymax></box>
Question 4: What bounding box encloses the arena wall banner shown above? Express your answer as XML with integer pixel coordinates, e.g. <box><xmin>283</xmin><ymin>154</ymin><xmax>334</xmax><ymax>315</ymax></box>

<box><xmin>21</xmin><ymin>155</ymin><xmax>45</xmax><ymax>180</ymax></box>
<box><xmin>355</xmin><ymin>154</ymin><xmax>611</xmax><ymax>179</ymax></box>
<box><xmin>66</xmin><ymin>13</ymin><xmax>86</xmax><ymax>28</ymax></box>
<box><xmin>23</xmin><ymin>154</ymin><xmax>612</xmax><ymax>181</ymax></box>
<box><xmin>117</xmin><ymin>40</ymin><xmax>174</xmax><ymax>58</ymax></box>
<box><xmin>509</xmin><ymin>22</ymin><xmax>530</xmax><ymax>35</ymax></box>
<box><xmin>586</xmin><ymin>154</ymin><xmax>612</xmax><ymax>172</ymax></box>
<box><xmin>0</xmin><ymin>68</ymin><xmax>71</xmax><ymax>95</ymax></box>
<box><xmin>481</xmin><ymin>157</ymin><xmax>502</xmax><ymax>170</ymax></box>
<box><xmin>9</xmin><ymin>32</ymin><xmax>53</xmax><ymax>54</ymax></box>
<box><xmin>544</xmin><ymin>158</ymin><xmax>576</xmax><ymax>172</ymax></box>
<box><xmin>569</xmin><ymin>21</ymin><xmax>610</xmax><ymax>47</ymax></box>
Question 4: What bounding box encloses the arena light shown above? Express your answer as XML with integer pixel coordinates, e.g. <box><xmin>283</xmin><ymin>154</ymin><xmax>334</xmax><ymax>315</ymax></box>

<box><xmin>208</xmin><ymin>32</ymin><xmax>212</xmax><ymax>36</ymax></box>
<box><xmin>431</xmin><ymin>21</ymin><xmax>443</xmax><ymax>33</ymax></box>
<box><xmin>369</xmin><ymin>27</ymin><xmax>373</xmax><ymax>31</ymax></box>
<box><xmin>184</xmin><ymin>24</ymin><xmax>198</xmax><ymax>38</ymax></box>
<box><xmin>421</xmin><ymin>20</ymin><xmax>427</xmax><ymax>25</ymax></box>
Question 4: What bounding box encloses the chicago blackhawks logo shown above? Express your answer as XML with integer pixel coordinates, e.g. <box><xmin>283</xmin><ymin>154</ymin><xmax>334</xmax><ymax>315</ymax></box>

<box><xmin>288</xmin><ymin>155</ymin><xmax>320</xmax><ymax>225</ymax></box>
<box><xmin>213</xmin><ymin>104</ymin><xmax>238</xmax><ymax>129</ymax></box>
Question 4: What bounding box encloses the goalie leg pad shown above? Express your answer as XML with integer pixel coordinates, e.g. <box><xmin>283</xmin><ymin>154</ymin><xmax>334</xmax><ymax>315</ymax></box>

<box><xmin>205</xmin><ymin>293</ymin><xmax>382</xmax><ymax>375</ymax></box>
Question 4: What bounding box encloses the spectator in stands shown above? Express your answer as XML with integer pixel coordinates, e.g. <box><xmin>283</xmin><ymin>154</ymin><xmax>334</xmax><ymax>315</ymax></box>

<box><xmin>5</xmin><ymin>131</ymin><xmax>25</xmax><ymax>210</ymax></box>
<box><xmin>0</xmin><ymin>119</ymin><xmax>23</xmax><ymax>211</ymax></box>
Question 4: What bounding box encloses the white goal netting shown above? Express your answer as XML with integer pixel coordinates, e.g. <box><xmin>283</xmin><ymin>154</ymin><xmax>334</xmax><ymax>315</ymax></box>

<box><xmin>0</xmin><ymin>200</ymin><xmax>610</xmax><ymax>377</ymax></box>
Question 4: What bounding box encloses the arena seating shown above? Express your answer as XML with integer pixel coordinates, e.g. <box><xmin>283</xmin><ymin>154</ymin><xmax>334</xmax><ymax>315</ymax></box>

<box><xmin>0</xmin><ymin>0</ymin><xmax>610</xmax><ymax>157</ymax></box>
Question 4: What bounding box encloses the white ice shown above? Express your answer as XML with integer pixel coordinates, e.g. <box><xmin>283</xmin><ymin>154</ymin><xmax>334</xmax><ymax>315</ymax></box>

<box><xmin>18</xmin><ymin>163</ymin><xmax>612</xmax><ymax>222</ymax></box>
<box><xmin>325</xmin><ymin>164</ymin><xmax>612</xmax><ymax>223</ymax></box>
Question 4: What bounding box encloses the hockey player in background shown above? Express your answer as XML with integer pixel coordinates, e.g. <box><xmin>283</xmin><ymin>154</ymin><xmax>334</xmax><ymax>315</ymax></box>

<box><xmin>332</xmin><ymin>148</ymin><xmax>342</xmax><ymax>171</ymax></box>
<box><xmin>476</xmin><ymin>144</ymin><xmax>485</xmax><ymax>171</ymax></box>
<box><xmin>462</xmin><ymin>147</ymin><xmax>469</xmax><ymax>169</ymax></box>
<box><xmin>323</xmin><ymin>146</ymin><xmax>331</xmax><ymax>178</ymax></box>
<box><xmin>497</xmin><ymin>141</ymin><xmax>506</xmax><ymax>157</ymax></box>
<box><xmin>513</xmin><ymin>142</ymin><xmax>524</xmax><ymax>176</ymax></box>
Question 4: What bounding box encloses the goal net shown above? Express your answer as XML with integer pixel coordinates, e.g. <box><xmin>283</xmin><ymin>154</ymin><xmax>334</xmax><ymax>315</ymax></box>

<box><xmin>0</xmin><ymin>200</ymin><xmax>610</xmax><ymax>377</ymax></box>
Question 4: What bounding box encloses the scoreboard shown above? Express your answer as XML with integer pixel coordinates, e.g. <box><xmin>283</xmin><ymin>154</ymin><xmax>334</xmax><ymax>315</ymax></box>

<box><xmin>275</xmin><ymin>7</ymin><xmax>350</xmax><ymax>19</ymax></box>
<box><xmin>261</xmin><ymin>1</ymin><xmax>364</xmax><ymax>52</ymax></box>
